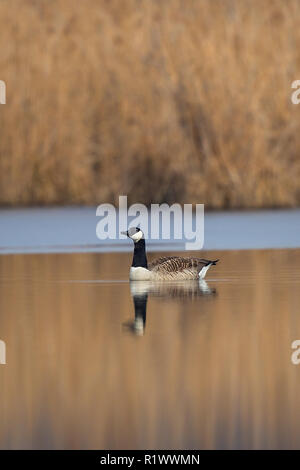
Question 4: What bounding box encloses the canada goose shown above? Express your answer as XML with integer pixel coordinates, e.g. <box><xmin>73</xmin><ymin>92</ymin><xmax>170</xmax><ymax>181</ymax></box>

<box><xmin>121</xmin><ymin>227</ymin><xmax>219</xmax><ymax>281</ymax></box>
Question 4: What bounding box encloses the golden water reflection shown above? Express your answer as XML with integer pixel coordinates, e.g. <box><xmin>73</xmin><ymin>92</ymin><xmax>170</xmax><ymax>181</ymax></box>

<box><xmin>0</xmin><ymin>249</ymin><xmax>300</xmax><ymax>449</ymax></box>
<box><xmin>124</xmin><ymin>280</ymin><xmax>217</xmax><ymax>336</ymax></box>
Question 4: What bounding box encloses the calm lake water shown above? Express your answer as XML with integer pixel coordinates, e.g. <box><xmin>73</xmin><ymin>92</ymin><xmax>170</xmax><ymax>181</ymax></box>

<box><xmin>1</xmin><ymin>248</ymin><xmax>300</xmax><ymax>449</ymax></box>
<box><xmin>0</xmin><ymin>207</ymin><xmax>300</xmax><ymax>253</ymax></box>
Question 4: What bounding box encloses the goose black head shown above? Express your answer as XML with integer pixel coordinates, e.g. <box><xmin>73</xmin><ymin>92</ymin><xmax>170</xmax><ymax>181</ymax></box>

<box><xmin>121</xmin><ymin>227</ymin><xmax>144</xmax><ymax>243</ymax></box>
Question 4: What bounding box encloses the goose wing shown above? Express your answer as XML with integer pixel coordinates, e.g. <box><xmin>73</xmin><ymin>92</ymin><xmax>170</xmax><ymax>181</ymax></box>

<box><xmin>148</xmin><ymin>256</ymin><xmax>214</xmax><ymax>275</ymax></box>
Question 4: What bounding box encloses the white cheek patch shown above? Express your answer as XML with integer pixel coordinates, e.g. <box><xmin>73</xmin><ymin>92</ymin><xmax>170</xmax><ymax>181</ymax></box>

<box><xmin>131</xmin><ymin>230</ymin><xmax>143</xmax><ymax>242</ymax></box>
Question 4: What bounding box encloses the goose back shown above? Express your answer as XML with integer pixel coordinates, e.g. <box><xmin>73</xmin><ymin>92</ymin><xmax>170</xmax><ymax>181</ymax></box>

<box><xmin>148</xmin><ymin>256</ymin><xmax>217</xmax><ymax>280</ymax></box>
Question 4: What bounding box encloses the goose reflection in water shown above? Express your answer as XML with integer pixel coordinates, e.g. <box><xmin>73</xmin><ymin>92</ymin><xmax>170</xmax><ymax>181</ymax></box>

<box><xmin>123</xmin><ymin>279</ymin><xmax>217</xmax><ymax>336</ymax></box>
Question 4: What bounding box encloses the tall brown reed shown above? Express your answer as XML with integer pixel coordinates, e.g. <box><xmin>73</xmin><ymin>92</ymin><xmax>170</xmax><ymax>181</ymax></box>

<box><xmin>0</xmin><ymin>0</ymin><xmax>300</xmax><ymax>208</ymax></box>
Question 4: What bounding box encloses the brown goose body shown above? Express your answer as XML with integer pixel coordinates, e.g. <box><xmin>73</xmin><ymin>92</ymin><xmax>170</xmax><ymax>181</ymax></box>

<box><xmin>148</xmin><ymin>256</ymin><xmax>219</xmax><ymax>280</ymax></box>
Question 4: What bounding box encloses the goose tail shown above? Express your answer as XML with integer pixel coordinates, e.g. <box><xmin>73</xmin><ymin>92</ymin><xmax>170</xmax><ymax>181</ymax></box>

<box><xmin>209</xmin><ymin>259</ymin><xmax>219</xmax><ymax>266</ymax></box>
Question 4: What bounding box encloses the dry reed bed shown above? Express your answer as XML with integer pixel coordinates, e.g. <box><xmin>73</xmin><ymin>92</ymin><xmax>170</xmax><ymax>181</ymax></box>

<box><xmin>0</xmin><ymin>0</ymin><xmax>300</xmax><ymax>208</ymax></box>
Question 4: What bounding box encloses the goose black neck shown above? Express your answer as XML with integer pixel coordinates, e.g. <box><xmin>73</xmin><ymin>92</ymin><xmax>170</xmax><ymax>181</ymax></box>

<box><xmin>132</xmin><ymin>239</ymin><xmax>148</xmax><ymax>268</ymax></box>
